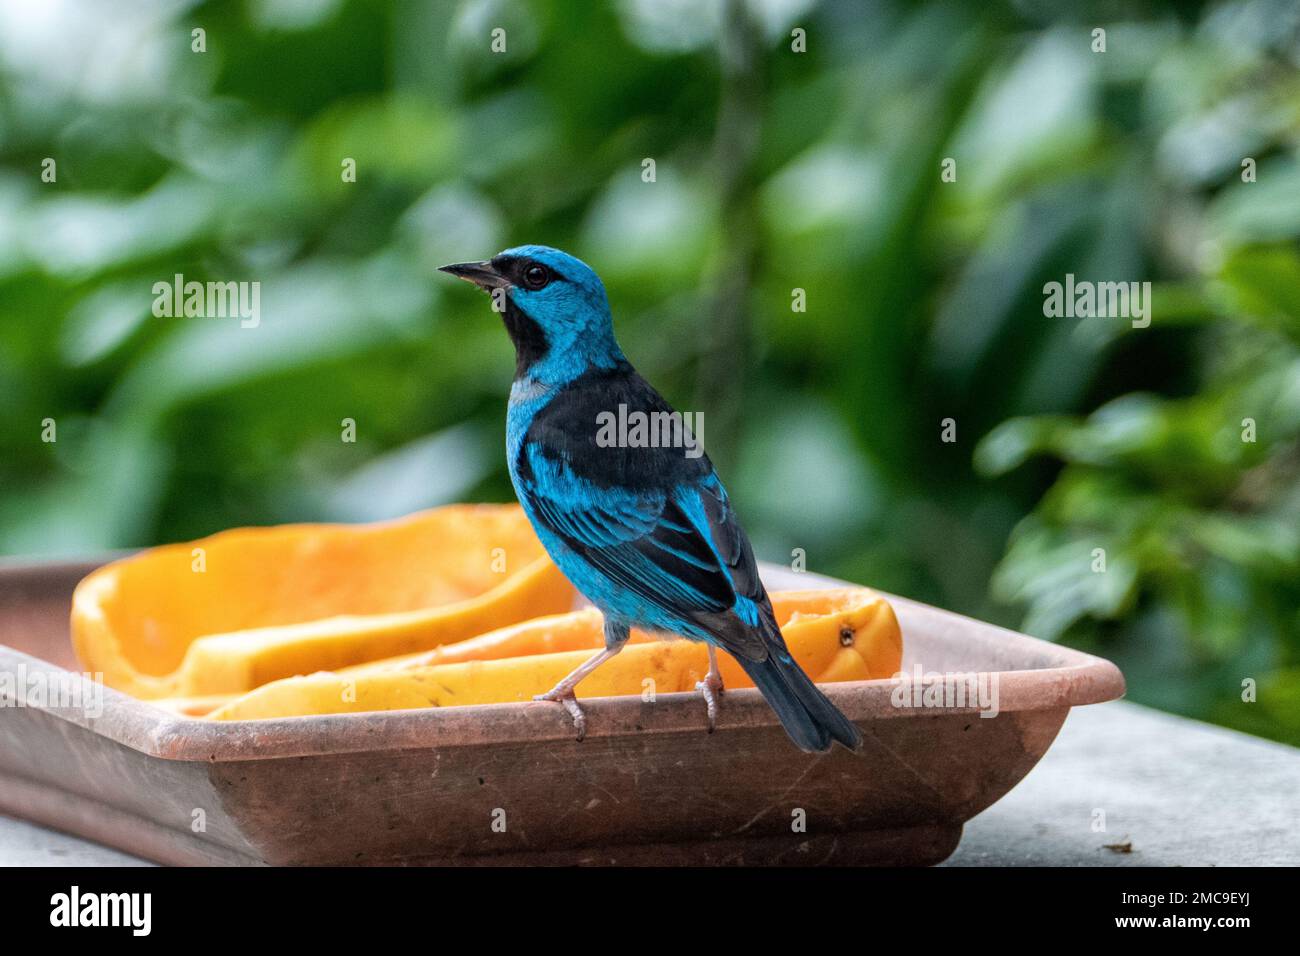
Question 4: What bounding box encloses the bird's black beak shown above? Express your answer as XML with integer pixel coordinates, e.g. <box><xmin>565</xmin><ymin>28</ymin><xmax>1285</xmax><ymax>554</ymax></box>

<box><xmin>438</xmin><ymin>260</ymin><xmax>509</xmax><ymax>291</ymax></box>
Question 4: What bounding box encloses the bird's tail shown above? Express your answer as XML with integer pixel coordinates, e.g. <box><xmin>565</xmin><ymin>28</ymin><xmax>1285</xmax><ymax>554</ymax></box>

<box><xmin>736</xmin><ymin>634</ymin><xmax>862</xmax><ymax>754</ymax></box>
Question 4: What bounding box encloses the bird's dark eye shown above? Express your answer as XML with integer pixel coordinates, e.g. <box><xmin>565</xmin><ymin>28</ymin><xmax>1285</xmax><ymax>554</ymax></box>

<box><xmin>522</xmin><ymin>263</ymin><xmax>551</xmax><ymax>290</ymax></box>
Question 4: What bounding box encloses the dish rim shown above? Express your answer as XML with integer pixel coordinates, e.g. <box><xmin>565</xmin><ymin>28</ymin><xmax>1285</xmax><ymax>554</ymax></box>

<box><xmin>0</xmin><ymin>560</ymin><xmax>1126</xmax><ymax>762</ymax></box>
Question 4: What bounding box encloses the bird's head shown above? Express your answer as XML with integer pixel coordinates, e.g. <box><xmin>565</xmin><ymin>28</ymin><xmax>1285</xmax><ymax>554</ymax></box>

<box><xmin>439</xmin><ymin>244</ymin><xmax>622</xmax><ymax>381</ymax></box>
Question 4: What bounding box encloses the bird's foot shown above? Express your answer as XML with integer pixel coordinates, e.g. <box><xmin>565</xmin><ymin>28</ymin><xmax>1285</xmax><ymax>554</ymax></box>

<box><xmin>695</xmin><ymin>669</ymin><xmax>725</xmax><ymax>733</ymax></box>
<box><xmin>529</xmin><ymin>641</ymin><xmax>626</xmax><ymax>743</ymax></box>
<box><xmin>534</xmin><ymin>686</ymin><xmax>588</xmax><ymax>741</ymax></box>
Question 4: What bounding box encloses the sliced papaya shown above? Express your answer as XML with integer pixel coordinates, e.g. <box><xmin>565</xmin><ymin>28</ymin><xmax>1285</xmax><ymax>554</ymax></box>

<box><xmin>206</xmin><ymin>588</ymin><xmax>901</xmax><ymax>720</ymax></box>
<box><xmin>71</xmin><ymin>504</ymin><xmax>576</xmax><ymax>699</ymax></box>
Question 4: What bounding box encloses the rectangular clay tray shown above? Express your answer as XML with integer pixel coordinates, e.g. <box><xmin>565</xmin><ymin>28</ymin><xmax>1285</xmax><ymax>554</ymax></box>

<box><xmin>0</xmin><ymin>557</ymin><xmax>1123</xmax><ymax>866</ymax></box>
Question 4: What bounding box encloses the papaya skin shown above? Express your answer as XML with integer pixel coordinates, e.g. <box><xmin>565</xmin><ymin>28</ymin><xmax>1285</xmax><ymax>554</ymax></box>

<box><xmin>71</xmin><ymin>504</ymin><xmax>577</xmax><ymax>699</ymax></box>
<box><xmin>343</xmin><ymin>589</ymin><xmax>899</xmax><ymax>674</ymax></box>
<box><xmin>207</xmin><ymin>588</ymin><xmax>901</xmax><ymax>721</ymax></box>
<box><xmin>140</xmin><ymin>610</ymin><xmax>614</xmax><ymax>716</ymax></box>
<box><xmin>149</xmin><ymin>694</ymin><xmax>235</xmax><ymax>718</ymax></box>
<box><xmin>346</xmin><ymin>608</ymin><xmax>612</xmax><ymax>673</ymax></box>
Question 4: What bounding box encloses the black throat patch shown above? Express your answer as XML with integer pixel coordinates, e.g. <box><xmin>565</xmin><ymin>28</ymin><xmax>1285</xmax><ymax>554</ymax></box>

<box><xmin>502</xmin><ymin>297</ymin><xmax>550</xmax><ymax>378</ymax></box>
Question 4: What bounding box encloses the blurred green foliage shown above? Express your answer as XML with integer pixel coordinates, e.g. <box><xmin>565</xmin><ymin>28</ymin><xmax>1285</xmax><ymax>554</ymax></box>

<box><xmin>0</xmin><ymin>1</ymin><xmax>1296</xmax><ymax>742</ymax></box>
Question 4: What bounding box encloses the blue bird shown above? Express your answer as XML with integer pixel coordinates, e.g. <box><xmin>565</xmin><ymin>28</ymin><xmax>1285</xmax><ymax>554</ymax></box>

<box><xmin>440</xmin><ymin>245</ymin><xmax>861</xmax><ymax>753</ymax></box>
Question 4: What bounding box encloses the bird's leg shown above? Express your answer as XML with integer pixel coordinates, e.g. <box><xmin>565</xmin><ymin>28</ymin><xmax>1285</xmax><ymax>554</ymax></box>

<box><xmin>696</xmin><ymin>643</ymin><xmax>725</xmax><ymax>732</ymax></box>
<box><xmin>533</xmin><ymin>620</ymin><xmax>629</xmax><ymax>741</ymax></box>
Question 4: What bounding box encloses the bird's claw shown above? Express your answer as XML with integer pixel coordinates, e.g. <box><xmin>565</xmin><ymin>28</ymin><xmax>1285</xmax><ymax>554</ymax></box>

<box><xmin>534</xmin><ymin>688</ymin><xmax>587</xmax><ymax>741</ymax></box>
<box><xmin>695</xmin><ymin>670</ymin><xmax>725</xmax><ymax>733</ymax></box>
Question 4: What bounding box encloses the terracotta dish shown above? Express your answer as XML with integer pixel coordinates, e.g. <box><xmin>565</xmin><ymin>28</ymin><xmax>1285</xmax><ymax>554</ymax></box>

<box><xmin>0</xmin><ymin>559</ymin><xmax>1124</xmax><ymax>865</ymax></box>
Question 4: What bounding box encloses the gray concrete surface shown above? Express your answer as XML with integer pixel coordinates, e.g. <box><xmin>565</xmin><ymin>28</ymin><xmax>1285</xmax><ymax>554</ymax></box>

<box><xmin>3</xmin><ymin>700</ymin><xmax>1297</xmax><ymax>866</ymax></box>
<box><xmin>945</xmin><ymin>699</ymin><xmax>1299</xmax><ymax>865</ymax></box>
